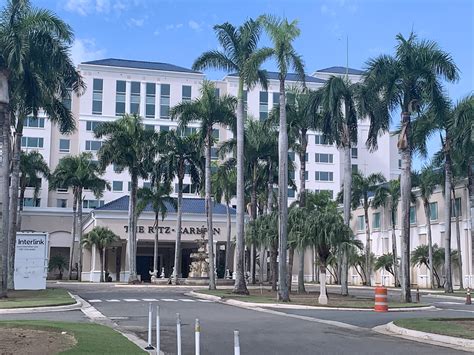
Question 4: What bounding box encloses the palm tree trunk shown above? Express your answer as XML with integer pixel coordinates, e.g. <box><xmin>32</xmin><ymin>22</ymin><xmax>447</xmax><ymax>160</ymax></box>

<box><xmin>225</xmin><ymin>203</ymin><xmax>232</xmax><ymax>274</ymax></box>
<box><xmin>341</xmin><ymin>144</ymin><xmax>351</xmax><ymax>296</ymax></box>
<box><xmin>318</xmin><ymin>262</ymin><xmax>328</xmax><ymax>305</ymax></box>
<box><xmin>0</xmin><ymin>96</ymin><xmax>10</xmax><ymax>298</ymax></box>
<box><xmin>128</xmin><ymin>175</ymin><xmax>139</xmax><ymax>282</ymax></box>
<box><xmin>270</xmin><ymin>244</ymin><xmax>277</xmax><ymax>291</ymax></box>
<box><xmin>278</xmin><ymin>78</ymin><xmax>289</xmax><ymax>302</ymax></box>
<box><xmin>259</xmin><ymin>244</ymin><xmax>265</xmax><ymax>283</ymax></box>
<box><xmin>250</xmin><ymin>162</ymin><xmax>258</xmax><ymax>285</ymax></box>
<box><xmin>99</xmin><ymin>247</ymin><xmax>105</xmax><ymax>282</ymax></box>
<box><xmin>173</xmin><ymin>174</ymin><xmax>183</xmax><ymax>283</ymax></box>
<box><xmin>468</xmin><ymin>156</ymin><xmax>474</xmax><ymax>289</ymax></box>
<box><xmin>298</xmin><ymin>249</ymin><xmax>306</xmax><ymax>293</ymax></box>
<box><xmin>452</xmin><ymin>187</ymin><xmax>463</xmax><ymax>289</ymax></box>
<box><xmin>423</xmin><ymin>200</ymin><xmax>434</xmax><ymax>289</ymax></box>
<box><xmin>233</xmin><ymin>79</ymin><xmax>248</xmax><ymax>295</ymax></box>
<box><xmin>391</xmin><ymin>208</ymin><xmax>400</xmax><ymax>287</ymax></box>
<box><xmin>17</xmin><ymin>184</ymin><xmax>26</xmax><ymax>232</ymax></box>
<box><xmin>69</xmin><ymin>192</ymin><xmax>78</xmax><ymax>280</ymax></box>
<box><xmin>399</xmin><ymin>112</ymin><xmax>412</xmax><ymax>302</ymax></box>
<box><xmin>364</xmin><ymin>203</ymin><xmax>372</xmax><ymax>286</ymax></box>
<box><xmin>205</xmin><ymin>132</ymin><xmax>216</xmax><ymax>290</ymax></box>
<box><xmin>287</xmin><ymin>246</ymin><xmax>294</xmax><ymax>292</ymax></box>
<box><xmin>77</xmin><ymin>188</ymin><xmax>84</xmax><ymax>281</ymax></box>
<box><xmin>299</xmin><ymin>136</ymin><xmax>307</xmax><ymax>207</ymax></box>
<box><xmin>152</xmin><ymin>213</ymin><xmax>159</xmax><ymax>278</ymax></box>
<box><xmin>444</xmin><ymin>143</ymin><xmax>453</xmax><ymax>293</ymax></box>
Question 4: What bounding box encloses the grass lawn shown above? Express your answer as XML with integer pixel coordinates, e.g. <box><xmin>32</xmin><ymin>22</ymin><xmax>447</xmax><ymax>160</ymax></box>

<box><xmin>199</xmin><ymin>289</ymin><xmax>427</xmax><ymax>309</ymax></box>
<box><xmin>394</xmin><ymin>318</ymin><xmax>474</xmax><ymax>340</ymax></box>
<box><xmin>0</xmin><ymin>288</ymin><xmax>75</xmax><ymax>309</ymax></box>
<box><xmin>0</xmin><ymin>320</ymin><xmax>146</xmax><ymax>354</ymax></box>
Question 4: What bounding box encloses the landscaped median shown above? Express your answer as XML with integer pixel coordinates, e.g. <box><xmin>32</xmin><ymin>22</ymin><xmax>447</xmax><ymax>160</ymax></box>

<box><xmin>0</xmin><ymin>288</ymin><xmax>76</xmax><ymax>309</ymax></box>
<box><xmin>192</xmin><ymin>289</ymin><xmax>432</xmax><ymax>311</ymax></box>
<box><xmin>0</xmin><ymin>320</ymin><xmax>146</xmax><ymax>354</ymax></box>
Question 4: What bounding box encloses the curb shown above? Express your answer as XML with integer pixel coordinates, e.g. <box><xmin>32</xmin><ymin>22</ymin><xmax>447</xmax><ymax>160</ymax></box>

<box><xmin>187</xmin><ymin>291</ymin><xmax>435</xmax><ymax>312</ymax></box>
<box><xmin>373</xmin><ymin>321</ymin><xmax>474</xmax><ymax>352</ymax></box>
<box><xmin>0</xmin><ymin>292</ymin><xmax>81</xmax><ymax>314</ymax></box>
<box><xmin>426</xmin><ymin>294</ymin><xmax>465</xmax><ymax>300</ymax></box>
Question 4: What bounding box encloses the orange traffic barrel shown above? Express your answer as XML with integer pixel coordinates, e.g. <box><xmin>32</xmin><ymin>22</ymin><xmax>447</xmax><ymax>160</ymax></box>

<box><xmin>374</xmin><ymin>286</ymin><xmax>388</xmax><ymax>312</ymax></box>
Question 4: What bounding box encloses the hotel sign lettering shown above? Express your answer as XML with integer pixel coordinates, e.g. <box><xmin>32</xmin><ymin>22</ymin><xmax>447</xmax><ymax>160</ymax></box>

<box><xmin>123</xmin><ymin>225</ymin><xmax>221</xmax><ymax>235</ymax></box>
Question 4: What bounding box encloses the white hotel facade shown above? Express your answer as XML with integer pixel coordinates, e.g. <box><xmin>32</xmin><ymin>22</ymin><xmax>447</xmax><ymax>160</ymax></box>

<box><xmin>21</xmin><ymin>57</ymin><xmax>459</xmax><ymax>284</ymax></box>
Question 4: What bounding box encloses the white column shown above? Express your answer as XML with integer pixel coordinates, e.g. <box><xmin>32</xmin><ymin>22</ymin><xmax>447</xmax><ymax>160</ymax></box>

<box><xmin>125</xmin><ymin>81</ymin><xmax>131</xmax><ymax>114</ymax></box>
<box><xmin>155</xmin><ymin>83</ymin><xmax>161</xmax><ymax>120</ymax></box>
<box><xmin>140</xmin><ymin>82</ymin><xmax>146</xmax><ymax>118</ymax></box>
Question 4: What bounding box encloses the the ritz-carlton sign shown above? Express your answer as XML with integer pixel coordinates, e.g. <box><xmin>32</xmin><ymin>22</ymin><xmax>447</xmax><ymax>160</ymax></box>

<box><xmin>123</xmin><ymin>225</ymin><xmax>221</xmax><ymax>235</ymax></box>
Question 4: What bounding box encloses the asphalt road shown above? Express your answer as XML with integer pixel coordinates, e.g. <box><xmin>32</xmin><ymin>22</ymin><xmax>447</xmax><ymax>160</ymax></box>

<box><xmin>53</xmin><ymin>283</ymin><xmax>469</xmax><ymax>355</ymax></box>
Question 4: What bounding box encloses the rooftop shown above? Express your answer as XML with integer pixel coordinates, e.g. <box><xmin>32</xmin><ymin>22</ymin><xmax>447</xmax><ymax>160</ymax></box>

<box><xmin>315</xmin><ymin>66</ymin><xmax>364</xmax><ymax>75</ymax></box>
<box><xmin>80</xmin><ymin>58</ymin><xmax>202</xmax><ymax>74</ymax></box>
<box><xmin>96</xmin><ymin>195</ymin><xmax>235</xmax><ymax>215</ymax></box>
<box><xmin>228</xmin><ymin>71</ymin><xmax>326</xmax><ymax>84</ymax></box>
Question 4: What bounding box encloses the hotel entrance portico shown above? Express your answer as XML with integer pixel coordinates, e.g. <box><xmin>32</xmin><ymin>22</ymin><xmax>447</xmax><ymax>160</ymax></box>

<box><xmin>81</xmin><ymin>196</ymin><xmax>236</xmax><ymax>282</ymax></box>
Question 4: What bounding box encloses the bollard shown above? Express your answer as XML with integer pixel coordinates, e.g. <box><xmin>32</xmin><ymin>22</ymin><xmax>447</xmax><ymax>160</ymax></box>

<box><xmin>374</xmin><ymin>286</ymin><xmax>388</xmax><ymax>312</ymax></box>
<box><xmin>176</xmin><ymin>313</ymin><xmax>182</xmax><ymax>355</ymax></box>
<box><xmin>145</xmin><ymin>303</ymin><xmax>154</xmax><ymax>350</ymax></box>
<box><xmin>195</xmin><ymin>318</ymin><xmax>200</xmax><ymax>355</ymax></box>
<box><xmin>466</xmin><ymin>288</ymin><xmax>472</xmax><ymax>305</ymax></box>
<box><xmin>416</xmin><ymin>287</ymin><xmax>420</xmax><ymax>303</ymax></box>
<box><xmin>156</xmin><ymin>305</ymin><xmax>160</xmax><ymax>352</ymax></box>
<box><xmin>234</xmin><ymin>330</ymin><xmax>240</xmax><ymax>355</ymax></box>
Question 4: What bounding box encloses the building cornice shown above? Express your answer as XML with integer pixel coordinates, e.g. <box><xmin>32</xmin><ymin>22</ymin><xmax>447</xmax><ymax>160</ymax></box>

<box><xmin>78</xmin><ymin>64</ymin><xmax>205</xmax><ymax>79</ymax></box>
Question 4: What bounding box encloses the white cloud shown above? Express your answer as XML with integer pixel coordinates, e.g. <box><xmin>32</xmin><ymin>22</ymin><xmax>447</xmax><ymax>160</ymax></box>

<box><xmin>153</xmin><ymin>29</ymin><xmax>160</xmax><ymax>36</ymax></box>
<box><xmin>188</xmin><ymin>20</ymin><xmax>201</xmax><ymax>31</ymax></box>
<box><xmin>320</xmin><ymin>4</ymin><xmax>336</xmax><ymax>16</ymax></box>
<box><xmin>165</xmin><ymin>23</ymin><xmax>183</xmax><ymax>31</ymax></box>
<box><xmin>64</xmin><ymin>0</ymin><xmax>129</xmax><ymax>16</ymax></box>
<box><xmin>127</xmin><ymin>17</ymin><xmax>145</xmax><ymax>27</ymax></box>
<box><xmin>70</xmin><ymin>38</ymin><xmax>106</xmax><ymax>65</ymax></box>
<box><xmin>65</xmin><ymin>0</ymin><xmax>91</xmax><ymax>16</ymax></box>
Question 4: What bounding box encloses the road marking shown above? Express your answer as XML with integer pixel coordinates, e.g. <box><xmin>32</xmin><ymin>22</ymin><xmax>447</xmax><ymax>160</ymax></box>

<box><xmin>106</xmin><ymin>299</ymin><xmax>120</xmax><ymax>302</ymax></box>
<box><xmin>437</xmin><ymin>301</ymin><xmax>464</xmax><ymax>305</ymax></box>
<box><xmin>178</xmin><ymin>299</ymin><xmax>195</xmax><ymax>302</ymax></box>
<box><xmin>198</xmin><ymin>299</ymin><xmax>213</xmax><ymax>303</ymax></box>
<box><xmin>88</xmin><ymin>299</ymin><xmax>102</xmax><ymax>303</ymax></box>
<box><xmin>142</xmin><ymin>298</ymin><xmax>158</xmax><ymax>302</ymax></box>
<box><xmin>123</xmin><ymin>298</ymin><xmax>140</xmax><ymax>302</ymax></box>
<box><xmin>161</xmin><ymin>298</ymin><xmax>178</xmax><ymax>302</ymax></box>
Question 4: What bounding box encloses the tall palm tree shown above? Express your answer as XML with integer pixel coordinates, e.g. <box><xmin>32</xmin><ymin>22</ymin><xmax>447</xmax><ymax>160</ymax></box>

<box><xmin>171</xmin><ymin>81</ymin><xmax>236</xmax><ymax>289</ymax></box>
<box><xmin>81</xmin><ymin>226</ymin><xmax>119</xmax><ymax>282</ymax></box>
<box><xmin>193</xmin><ymin>19</ymin><xmax>271</xmax><ymax>295</ymax></box>
<box><xmin>49</xmin><ymin>152</ymin><xmax>108</xmax><ymax>280</ymax></box>
<box><xmin>412</xmin><ymin>167</ymin><xmax>438</xmax><ymax>289</ymax></box>
<box><xmin>160</xmin><ymin>130</ymin><xmax>201</xmax><ymax>283</ymax></box>
<box><xmin>0</xmin><ymin>0</ymin><xmax>84</xmax><ymax>289</ymax></box>
<box><xmin>212</xmin><ymin>161</ymin><xmax>236</xmax><ymax>275</ymax></box>
<box><xmin>260</xmin><ymin>14</ymin><xmax>305</xmax><ymax>302</ymax></box>
<box><xmin>18</xmin><ymin>151</ymin><xmax>49</xmax><ymax>230</ymax></box>
<box><xmin>373</xmin><ymin>179</ymin><xmax>401</xmax><ymax>287</ymax></box>
<box><xmin>94</xmin><ymin>114</ymin><xmax>156</xmax><ymax>283</ymax></box>
<box><xmin>137</xmin><ymin>164</ymin><xmax>176</xmax><ymax>279</ymax></box>
<box><xmin>364</xmin><ymin>32</ymin><xmax>459</xmax><ymax>301</ymax></box>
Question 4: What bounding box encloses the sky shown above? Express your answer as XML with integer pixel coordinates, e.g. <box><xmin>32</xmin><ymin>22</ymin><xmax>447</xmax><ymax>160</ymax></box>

<box><xmin>11</xmin><ymin>0</ymin><xmax>474</xmax><ymax>167</ymax></box>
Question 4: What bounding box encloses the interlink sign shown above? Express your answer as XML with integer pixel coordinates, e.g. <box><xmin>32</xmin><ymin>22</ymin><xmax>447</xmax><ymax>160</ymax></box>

<box><xmin>14</xmin><ymin>232</ymin><xmax>48</xmax><ymax>290</ymax></box>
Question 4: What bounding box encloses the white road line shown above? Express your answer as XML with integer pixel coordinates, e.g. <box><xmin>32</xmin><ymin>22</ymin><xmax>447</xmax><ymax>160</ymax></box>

<box><xmin>161</xmin><ymin>298</ymin><xmax>178</xmax><ymax>302</ymax></box>
<box><xmin>198</xmin><ymin>299</ymin><xmax>213</xmax><ymax>303</ymax></box>
<box><xmin>437</xmin><ymin>301</ymin><xmax>464</xmax><ymax>305</ymax></box>
<box><xmin>142</xmin><ymin>298</ymin><xmax>158</xmax><ymax>302</ymax></box>
<box><xmin>106</xmin><ymin>299</ymin><xmax>120</xmax><ymax>302</ymax></box>
<box><xmin>178</xmin><ymin>299</ymin><xmax>195</xmax><ymax>302</ymax></box>
<box><xmin>88</xmin><ymin>299</ymin><xmax>102</xmax><ymax>303</ymax></box>
<box><xmin>123</xmin><ymin>298</ymin><xmax>139</xmax><ymax>302</ymax></box>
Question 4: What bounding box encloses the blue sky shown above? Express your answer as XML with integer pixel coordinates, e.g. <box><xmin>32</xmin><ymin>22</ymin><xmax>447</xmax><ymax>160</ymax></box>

<box><xmin>22</xmin><ymin>0</ymin><xmax>474</xmax><ymax>166</ymax></box>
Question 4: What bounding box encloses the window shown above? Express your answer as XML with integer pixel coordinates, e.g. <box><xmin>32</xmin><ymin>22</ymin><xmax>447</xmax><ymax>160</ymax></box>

<box><xmin>26</xmin><ymin>178</ymin><xmax>41</xmax><ymax>188</ymax></box>
<box><xmin>59</xmin><ymin>139</ymin><xmax>70</xmax><ymax>153</ymax></box>
<box><xmin>86</xmin><ymin>121</ymin><xmax>102</xmax><ymax>132</ymax></box>
<box><xmin>57</xmin><ymin>187</ymin><xmax>68</xmax><ymax>193</ymax></box>
<box><xmin>289</xmin><ymin>170</ymin><xmax>295</xmax><ymax>180</ymax></box>
<box><xmin>160</xmin><ymin>125</ymin><xmax>169</xmax><ymax>132</ymax></box>
<box><xmin>56</xmin><ymin>199</ymin><xmax>68</xmax><ymax>208</ymax></box>
<box><xmin>212</xmin><ymin>129</ymin><xmax>220</xmax><ymax>140</ymax></box>
<box><xmin>315</xmin><ymin>171</ymin><xmax>333</xmax><ymax>181</ymax></box>
<box><xmin>130</xmin><ymin>81</ymin><xmax>140</xmax><ymax>114</ymax></box>
<box><xmin>352</xmin><ymin>164</ymin><xmax>358</xmax><ymax>173</ymax></box>
<box><xmin>144</xmin><ymin>124</ymin><xmax>155</xmax><ymax>131</ymax></box>
<box><xmin>315</xmin><ymin>134</ymin><xmax>329</xmax><ymax>145</ymax></box>
<box><xmin>211</xmin><ymin>147</ymin><xmax>218</xmax><ymax>160</ymax></box>
<box><xmin>288</xmin><ymin>152</ymin><xmax>295</xmax><ymax>161</ymax></box>
<box><xmin>112</xmin><ymin>181</ymin><xmax>123</xmax><ymax>192</ymax></box>
<box><xmin>305</xmin><ymin>171</ymin><xmax>308</xmax><ymax>181</ymax></box>
<box><xmin>146</xmin><ymin>83</ymin><xmax>156</xmax><ymax>118</ymax></box>
<box><xmin>451</xmin><ymin>197</ymin><xmax>462</xmax><ymax>217</ymax></box>
<box><xmin>410</xmin><ymin>206</ymin><xmax>416</xmax><ymax>224</ymax></box>
<box><xmin>357</xmin><ymin>216</ymin><xmax>365</xmax><ymax>231</ymax></box>
<box><xmin>116</xmin><ymin>80</ymin><xmax>126</xmax><ymax>116</ymax></box>
<box><xmin>178</xmin><ymin>126</ymin><xmax>198</xmax><ymax>137</ymax></box>
<box><xmin>272</xmin><ymin>92</ymin><xmax>280</xmax><ymax>108</ymax></box>
<box><xmin>398</xmin><ymin>159</ymin><xmax>402</xmax><ymax>169</ymax></box>
<box><xmin>92</xmin><ymin>78</ymin><xmax>103</xmax><ymax>115</ymax></box>
<box><xmin>288</xmin><ymin>188</ymin><xmax>295</xmax><ymax>198</ymax></box>
<box><xmin>141</xmin><ymin>182</ymin><xmax>150</xmax><ymax>189</ymax></box>
<box><xmin>351</xmin><ymin>147</ymin><xmax>358</xmax><ymax>159</ymax></box>
<box><xmin>429</xmin><ymin>202</ymin><xmax>438</xmax><ymax>221</ymax></box>
<box><xmin>259</xmin><ymin>91</ymin><xmax>268</xmax><ymax>121</ymax></box>
<box><xmin>315</xmin><ymin>153</ymin><xmax>333</xmax><ymax>163</ymax></box>
<box><xmin>21</xmin><ymin>137</ymin><xmax>44</xmax><ymax>148</ymax></box>
<box><xmin>372</xmin><ymin>212</ymin><xmax>381</xmax><ymax>229</ymax></box>
<box><xmin>182</xmin><ymin>85</ymin><xmax>192</xmax><ymax>102</ymax></box>
<box><xmin>113</xmin><ymin>164</ymin><xmax>123</xmax><ymax>173</ymax></box>
<box><xmin>176</xmin><ymin>183</ymin><xmax>198</xmax><ymax>194</ymax></box>
<box><xmin>160</xmin><ymin>84</ymin><xmax>170</xmax><ymax>119</ymax></box>
<box><xmin>62</xmin><ymin>89</ymin><xmax>72</xmax><ymax>111</ymax></box>
<box><xmin>85</xmin><ymin>140</ymin><xmax>102</xmax><ymax>151</ymax></box>
<box><xmin>24</xmin><ymin>117</ymin><xmax>45</xmax><ymax>128</ymax></box>
<box><xmin>83</xmin><ymin>200</ymin><xmax>105</xmax><ymax>209</ymax></box>
<box><xmin>305</xmin><ymin>153</ymin><xmax>308</xmax><ymax>162</ymax></box>
<box><xmin>23</xmin><ymin>198</ymin><xmax>40</xmax><ymax>207</ymax></box>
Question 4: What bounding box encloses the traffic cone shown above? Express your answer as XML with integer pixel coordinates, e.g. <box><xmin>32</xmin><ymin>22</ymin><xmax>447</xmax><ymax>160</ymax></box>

<box><xmin>466</xmin><ymin>288</ymin><xmax>472</xmax><ymax>305</ymax></box>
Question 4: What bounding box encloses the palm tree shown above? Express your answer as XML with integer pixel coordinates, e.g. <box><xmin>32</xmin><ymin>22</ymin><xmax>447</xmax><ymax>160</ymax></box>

<box><xmin>364</xmin><ymin>32</ymin><xmax>459</xmax><ymax>301</ymax></box>
<box><xmin>49</xmin><ymin>152</ymin><xmax>108</xmax><ymax>280</ymax></box>
<box><xmin>160</xmin><ymin>130</ymin><xmax>201</xmax><ymax>283</ymax></box>
<box><xmin>137</xmin><ymin>164</ymin><xmax>176</xmax><ymax>280</ymax></box>
<box><xmin>0</xmin><ymin>0</ymin><xmax>84</xmax><ymax>290</ymax></box>
<box><xmin>171</xmin><ymin>81</ymin><xmax>236</xmax><ymax>289</ymax></box>
<box><xmin>94</xmin><ymin>114</ymin><xmax>156</xmax><ymax>283</ymax></box>
<box><xmin>193</xmin><ymin>19</ymin><xmax>271</xmax><ymax>295</ymax></box>
<box><xmin>412</xmin><ymin>166</ymin><xmax>438</xmax><ymax>289</ymax></box>
<box><xmin>212</xmin><ymin>161</ymin><xmax>236</xmax><ymax>275</ymax></box>
<box><xmin>81</xmin><ymin>226</ymin><xmax>119</xmax><ymax>282</ymax></box>
<box><xmin>372</xmin><ymin>179</ymin><xmax>401</xmax><ymax>287</ymax></box>
<box><xmin>259</xmin><ymin>14</ymin><xmax>305</xmax><ymax>302</ymax></box>
<box><xmin>48</xmin><ymin>255</ymin><xmax>68</xmax><ymax>280</ymax></box>
<box><xmin>374</xmin><ymin>254</ymin><xmax>397</xmax><ymax>284</ymax></box>
<box><xmin>18</xmin><ymin>151</ymin><xmax>49</xmax><ymax>230</ymax></box>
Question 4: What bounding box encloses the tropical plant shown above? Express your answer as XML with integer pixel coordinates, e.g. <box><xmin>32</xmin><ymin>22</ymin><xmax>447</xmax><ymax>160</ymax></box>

<box><xmin>193</xmin><ymin>18</ymin><xmax>271</xmax><ymax>295</ymax></box>
<box><xmin>259</xmin><ymin>14</ymin><xmax>305</xmax><ymax>302</ymax></box>
<box><xmin>374</xmin><ymin>254</ymin><xmax>397</xmax><ymax>283</ymax></box>
<box><xmin>49</xmin><ymin>152</ymin><xmax>108</xmax><ymax>281</ymax></box>
<box><xmin>171</xmin><ymin>81</ymin><xmax>236</xmax><ymax>289</ymax></box>
<box><xmin>81</xmin><ymin>227</ymin><xmax>119</xmax><ymax>282</ymax></box>
<box><xmin>364</xmin><ymin>32</ymin><xmax>459</xmax><ymax>301</ymax></box>
<box><xmin>48</xmin><ymin>254</ymin><xmax>68</xmax><ymax>280</ymax></box>
<box><xmin>94</xmin><ymin>114</ymin><xmax>157</xmax><ymax>283</ymax></box>
<box><xmin>18</xmin><ymin>151</ymin><xmax>49</xmax><ymax>230</ymax></box>
<box><xmin>0</xmin><ymin>0</ymin><xmax>84</xmax><ymax>290</ymax></box>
